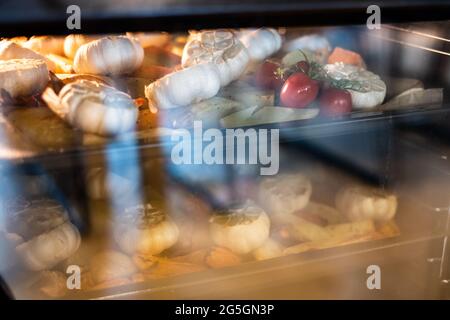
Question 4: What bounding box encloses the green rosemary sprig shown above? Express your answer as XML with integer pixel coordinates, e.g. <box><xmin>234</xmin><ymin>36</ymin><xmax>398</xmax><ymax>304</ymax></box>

<box><xmin>275</xmin><ymin>49</ymin><xmax>366</xmax><ymax>92</ymax></box>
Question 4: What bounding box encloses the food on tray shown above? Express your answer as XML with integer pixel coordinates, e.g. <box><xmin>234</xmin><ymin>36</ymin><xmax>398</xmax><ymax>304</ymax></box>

<box><xmin>327</xmin><ymin>47</ymin><xmax>366</xmax><ymax>68</ymax></box>
<box><xmin>298</xmin><ymin>201</ymin><xmax>346</xmax><ymax>226</ymax></box>
<box><xmin>182</xmin><ymin>29</ymin><xmax>250</xmax><ymax>86</ymax></box>
<box><xmin>90</xmin><ymin>250</ymin><xmax>137</xmax><ymax>284</ymax></box>
<box><xmin>319</xmin><ymin>87</ymin><xmax>352</xmax><ymax>117</ymax></box>
<box><xmin>219</xmin><ymin>80</ymin><xmax>274</xmax><ymax>107</ymax></box>
<box><xmin>283</xmin><ymin>34</ymin><xmax>330</xmax><ymax>64</ymax></box>
<box><xmin>253</xmin><ymin>60</ymin><xmax>285</xmax><ymax>90</ymax></box>
<box><xmin>5</xmin><ymin>198</ymin><xmax>80</xmax><ymax>271</ymax></box>
<box><xmin>171</xmin><ymin>96</ymin><xmax>248</xmax><ymax>128</ymax></box>
<box><xmin>3</xmin><ymin>106</ymin><xmax>79</xmax><ymax>148</ymax></box>
<box><xmin>323</xmin><ymin>63</ymin><xmax>386</xmax><ymax>109</ymax></box>
<box><xmin>258</xmin><ymin>173</ymin><xmax>312</xmax><ymax>224</ymax></box>
<box><xmin>0</xmin><ymin>40</ymin><xmax>56</xmax><ymax>72</ymax></box>
<box><xmin>380</xmin><ymin>88</ymin><xmax>443</xmax><ymax>111</ymax></box>
<box><xmin>73</xmin><ymin>36</ymin><xmax>144</xmax><ymax>76</ymax></box>
<box><xmin>46</xmin><ymin>54</ymin><xmax>73</xmax><ymax>74</ymax></box>
<box><xmin>145</xmin><ymin>62</ymin><xmax>221</xmax><ymax>110</ymax></box>
<box><xmin>210</xmin><ymin>201</ymin><xmax>270</xmax><ymax>254</ymax></box>
<box><xmin>335</xmin><ymin>185</ymin><xmax>397</xmax><ymax>222</ymax></box>
<box><xmin>252</xmin><ymin>238</ymin><xmax>284</xmax><ymax>261</ymax></box>
<box><xmin>205</xmin><ymin>246</ymin><xmax>242</xmax><ymax>268</ymax></box>
<box><xmin>220</xmin><ymin>105</ymin><xmax>319</xmax><ymax>128</ymax></box>
<box><xmin>64</xmin><ymin>34</ymin><xmax>99</xmax><ymax>59</ymax></box>
<box><xmin>23</xmin><ymin>36</ymin><xmax>65</xmax><ymax>56</ymax></box>
<box><xmin>239</xmin><ymin>28</ymin><xmax>282</xmax><ymax>61</ymax></box>
<box><xmin>0</xmin><ymin>59</ymin><xmax>49</xmax><ymax>99</ymax></box>
<box><xmin>114</xmin><ymin>203</ymin><xmax>179</xmax><ymax>255</ymax></box>
<box><xmin>126</xmin><ymin>32</ymin><xmax>170</xmax><ymax>48</ymax></box>
<box><xmin>280</xmin><ymin>72</ymin><xmax>319</xmax><ymax>108</ymax></box>
<box><xmin>42</xmin><ymin>80</ymin><xmax>138</xmax><ymax>136</ymax></box>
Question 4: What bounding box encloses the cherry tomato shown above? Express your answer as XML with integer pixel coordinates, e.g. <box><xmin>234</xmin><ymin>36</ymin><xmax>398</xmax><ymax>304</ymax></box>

<box><xmin>254</xmin><ymin>61</ymin><xmax>283</xmax><ymax>90</ymax></box>
<box><xmin>319</xmin><ymin>88</ymin><xmax>352</xmax><ymax>117</ymax></box>
<box><xmin>280</xmin><ymin>72</ymin><xmax>319</xmax><ymax>108</ymax></box>
<box><xmin>296</xmin><ymin>60</ymin><xmax>310</xmax><ymax>74</ymax></box>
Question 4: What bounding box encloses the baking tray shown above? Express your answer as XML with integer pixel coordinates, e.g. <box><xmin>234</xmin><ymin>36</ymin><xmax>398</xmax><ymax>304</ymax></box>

<box><xmin>1</xmin><ymin>104</ymin><xmax>449</xmax><ymax>169</ymax></box>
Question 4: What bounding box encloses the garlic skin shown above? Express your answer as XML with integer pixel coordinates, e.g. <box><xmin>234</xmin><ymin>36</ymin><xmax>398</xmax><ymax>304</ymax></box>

<box><xmin>324</xmin><ymin>63</ymin><xmax>386</xmax><ymax>109</ymax></box>
<box><xmin>24</xmin><ymin>36</ymin><xmax>65</xmax><ymax>56</ymax></box>
<box><xmin>182</xmin><ymin>29</ymin><xmax>250</xmax><ymax>86</ymax></box>
<box><xmin>113</xmin><ymin>204</ymin><xmax>179</xmax><ymax>255</ymax></box>
<box><xmin>74</xmin><ymin>36</ymin><xmax>144</xmax><ymax>76</ymax></box>
<box><xmin>42</xmin><ymin>80</ymin><xmax>137</xmax><ymax>136</ymax></box>
<box><xmin>258</xmin><ymin>173</ymin><xmax>312</xmax><ymax>225</ymax></box>
<box><xmin>239</xmin><ymin>28</ymin><xmax>282</xmax><ymax>61</ymax></box>
<box><xmin>0</xmin><ymin>59</ymin><xmax>49</xmax><ymax>98</ymax></box>
<box><xmin>335</xmin><ymin>185</ymin><xmax>397</xmax><ymax>222</ymax></box>
<box><xmin>16</xmin><ymin>222</ymin><xmax>81</xmax><ymax>271</ymax></box>
<box><xmin>0</xmin><ymin>40</ymin><xmax>56</xmax><ymax>72</ymax></box>
<box><xmin>145</xmin><ymin>62</ymin><xmax>221</xmax><ymax>110</ymax></box>
<box><xmin>209</xmin><ymin>201</ymin><xmax>270</xmax><ymax>255</ymax></box>
<box><xmin>64</xmin><ymin>34</ymin><xmax>98</xmax><ymax>59</ymax></box>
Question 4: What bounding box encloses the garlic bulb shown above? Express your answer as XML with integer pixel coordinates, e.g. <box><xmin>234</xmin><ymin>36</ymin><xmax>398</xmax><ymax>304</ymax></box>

<box><xmin>324</xmin><ymin>63</ymin><xmax>386</xmax><ymax>109</ymax></box>
<box><xmin>0</xmin><ymin>40</ymin><xmax>56</xmax><ymax>72</ymax></box>
<box><xmin>335</xmin><ymin>185</ymin><xmax>397</xmax><ymax>222</ymax></box>
<box><xmin>182</xmin><ymin>29</ymin><xmax>250</xmax><ymax>86</ymax></box>
<box><xmin>126</xmin><ymin>32</ymin><xmax>170</xmax><ymax>48</ymax></box>
<box><xmin>16</xmin><ymin>222</ymin><xmax>81</xmax><ymax>271</ymax></box>
<box><xmin>64</xmin><ymin>34</ymin><xmax>98</xmax><ymax>59</ymax></box>
<box><xmin>209</xmin><ymin>201</ymin><xmax>270</xmax><ymax>254</ymax></box>
<box><xmin>23</xmin><ymin>36</ymin><xmax>65</xmax><ymax>56</ymax></box>
<box><xmin>258</xmin><ymin>173</ymin><xmax>312</xmax><ymax>224</ymax></box>
<box><xmin>73</xmin><ymin>36</ymin><xmax>144</xmax><ymax>76</ymax></box>
<box><xmin>239</xmin><ymin>28</ymin><xmax>282</xmax><ymax>61</ymax></box>
<box><xmin>42</xmin><ymin>80</ymin><xmax>137</xmax><ymax>136</ymax></box>
<box><xmin>145</xmin><ymin>62</ymin><xmax>221</xmax><ymax>110</ymax></box>
<box><xmin>114</xmin><ymin>203</ymin><xmax>179</xmax><ymax>255</ymax></box>
<box><xmin>0</xmin><ymin>59</ymin><xmax>49</xmax><ymax>99</ymax></box>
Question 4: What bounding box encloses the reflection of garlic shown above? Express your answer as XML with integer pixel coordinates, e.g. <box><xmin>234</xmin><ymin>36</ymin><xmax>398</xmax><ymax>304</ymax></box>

<box><xmin>16</xmin><ymin>222</ymin><xmax>81</xmax><ymax>271</ymax></box>
<box><xmin>182</xmin><ymin>29</ymin><xmax>250</xmax><ymax>86</ymax></box>
<box><xmin>24</xmin><ymin>36</ymin><xmax>65</xmax><ymax>56</ymax></box>
<box><xmin>335</xmin><ymin>185</ymin><xmax>397</xmax><ymax>222</ymax></box>
<box><xmin>0</xmin><ymin>59</ymin><xmax>49</xmax><ymax>98</ymax></box>
<box><xmin>210</xmin><ymin>201</ymin><xmax>270</xmax><ymax>254</ymax></box>
<box><xmin>239</xmin><ymin>28</ymin><xmax>282</xmax><ymax>61</ymax></box>
<box><xmin>42</xmin><ymin>80</ymin><xmax>137</xmax><ymax>136</ymax></box>
<box><xmin>0</xmin><ymin>40</ymin><xmax>56</xmax><ymax>72</ymax></box>
<box><xmin>114</xmin><ymin>204</ymin><xmax>179</xmax><ymax>255</ymax></box>
<box><xmin>258</xmin><ymin>173</ymin><xmax>312</xmax><ymax>224</ymax></box>
<box><xmin>145</xmin><ymin>62</ymin><xmax>221</xmax><ymax>110</ymax></box>
<box><xmin>64</xmin><ymin>34</ymin><xmax>98</xmax><ymax>59</ymax></box>
<box><xmin>74</xmin><ymin>36</ymin><xmax>144</xmax><ymax>76</ymax></box>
